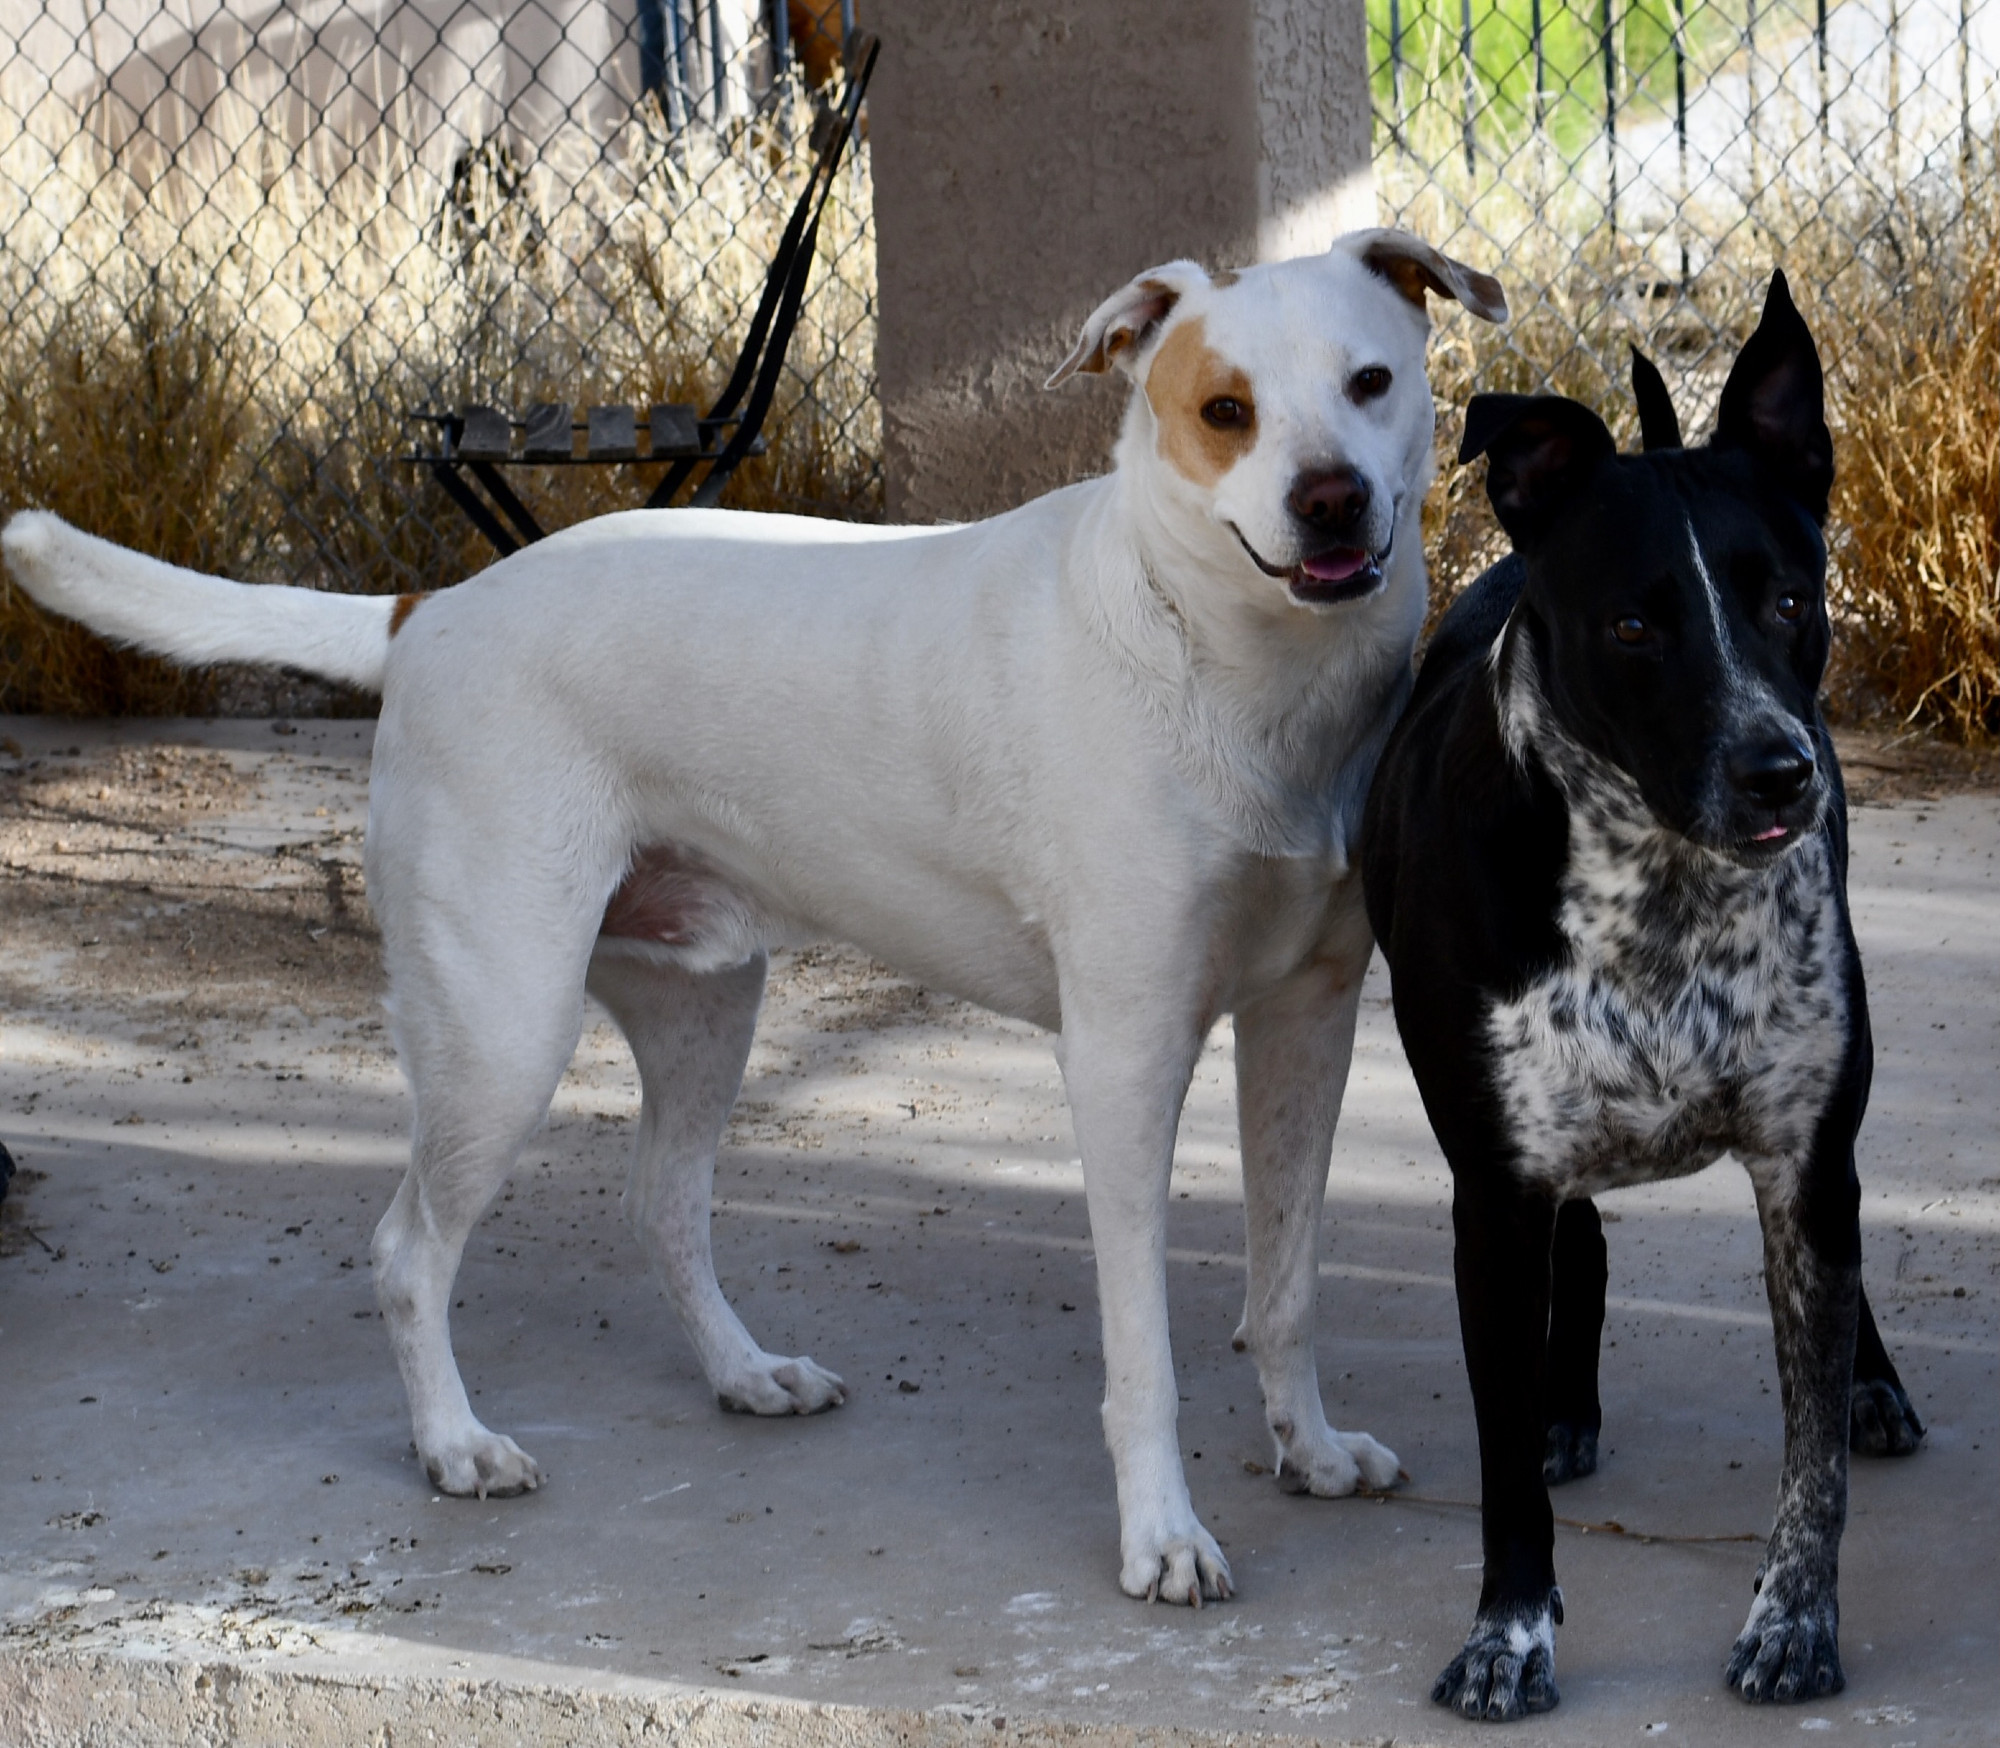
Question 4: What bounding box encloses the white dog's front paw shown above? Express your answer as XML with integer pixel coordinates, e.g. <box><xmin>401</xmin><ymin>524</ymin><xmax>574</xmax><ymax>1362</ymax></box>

<box><xmin>1120</xmin><ymin>1518</ymin><xmax>1233</xmax><ymax>1606</ymax></box>
<box><xmin>420</xmin><ymin>1425</ymin><xmax>544</xmax><ymax>1498</ymax></box>
<box><xmin>716</xmin><ymin>1352</ymin><xmax>846</xmax><ymax>1416</ymax></box>
<box><xmin>1274</xmin><ymin>1418</ymin><xmax>1404</xmax><ymax>1497</ymax></box>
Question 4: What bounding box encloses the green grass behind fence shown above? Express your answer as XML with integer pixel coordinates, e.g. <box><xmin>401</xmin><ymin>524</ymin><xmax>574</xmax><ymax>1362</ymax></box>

<box><xmin>1373</xmin><ymin>0</ymin><xmax>1781</xmax><ymax>158</ymax></box>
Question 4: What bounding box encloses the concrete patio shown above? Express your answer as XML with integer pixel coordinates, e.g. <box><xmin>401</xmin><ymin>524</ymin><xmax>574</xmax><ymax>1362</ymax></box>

<box><xmin>0</xmin><ymin>717</ymin><xmax>1993</xmax><ymax>1745</ymax></box>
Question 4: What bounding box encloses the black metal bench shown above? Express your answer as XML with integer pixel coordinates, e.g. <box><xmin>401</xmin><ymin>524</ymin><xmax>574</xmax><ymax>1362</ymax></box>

<box><xmin>406</xmin><ymin>30</ymin><xmax>878</xmax><ymax>557</ymax></box>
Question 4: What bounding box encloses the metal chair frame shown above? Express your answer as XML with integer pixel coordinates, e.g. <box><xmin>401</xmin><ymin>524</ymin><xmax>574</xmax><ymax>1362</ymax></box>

<box><xmin>404</xmin><ymin>31</ymin><xmax>877</xmax><ymax>557</ymax></box>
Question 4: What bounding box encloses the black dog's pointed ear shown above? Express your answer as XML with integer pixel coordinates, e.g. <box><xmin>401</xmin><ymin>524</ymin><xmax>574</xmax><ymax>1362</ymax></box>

<box><xmin>1712</xmin><ymin>270</ymin><xmax>1833</xmax><ymax>521</ymax></box>
<box><xmin>1459</xmin><ymin>393</ymin><xmax>1617</xmax><ymax>542</ymax></box>
<box><xmin>1630</xmin><ymin>347</ymin><xmax>1684</xmax><ymax>451</ymax></box>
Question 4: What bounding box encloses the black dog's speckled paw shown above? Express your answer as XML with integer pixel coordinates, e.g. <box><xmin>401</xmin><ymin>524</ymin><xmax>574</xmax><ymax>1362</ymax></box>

<box><xmin>1542</xmin><ymin>1420</ymin><xmax>1599</xmax><ymax>1485</ymax></box>
<box><xmin>1726</xmin><ymin>1596</ymin><xmax>1843</xmax><ymax>1703</ymax></box>
<box><xmin>1849</xmin><ymin>1376</ymin><xmax>1925</xmax><ymax>1457</ymax></box>
<box><xmin>1432</xmin><ymin>1598</ymin><xmax>1561</xmax><ymax>1722</ymax></box>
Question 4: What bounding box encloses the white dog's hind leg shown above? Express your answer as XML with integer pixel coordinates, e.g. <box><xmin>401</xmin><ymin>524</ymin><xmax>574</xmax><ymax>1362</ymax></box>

<box><xmin>373</xmin><ymin>987</ymin><xmax>588</xmax><ymax>1498</ymax></box>
<box><xmin>1232</xmin><ymin>925</ymin><xmax>1402</xmax><ymax>1497</ymax></box>
<box><xmin>587</xmin><ymin>951</ymin><xmax>845</xmax><ymax>1415</ymax></box>
<box><xmin>1058</xmin><ymin>995</ymin><xmax>1228</xmax><ymax>1606</ymax></box>
<box><xmin>368</xmin><ymin>800</ymin><xmax>615</xmax><ymax>1499</ymax></box>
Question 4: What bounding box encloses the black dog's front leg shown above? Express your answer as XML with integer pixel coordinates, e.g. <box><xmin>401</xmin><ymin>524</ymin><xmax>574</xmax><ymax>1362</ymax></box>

<box><xmin>1434</xmin><ymin>1171</ymin><xmax>1563</xmax><ymax>1721</ymax></box>
<box><xmin>1544</xmin><ymin>1197</ymin><xmax>1606</xmax><ymax>1484</ymax></box>
<box><xmin>1728</xmin><ymin>1150</ymin><xmax>1861</xmax><ymax>1703</ymax></box>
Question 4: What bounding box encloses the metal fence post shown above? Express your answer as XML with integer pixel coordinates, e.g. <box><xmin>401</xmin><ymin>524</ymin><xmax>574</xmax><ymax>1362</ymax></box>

<box><xmin>1532</xmin><ymin>0</ymin><xmax>1546</xmax><ymax>135</ymax></box>
<box><xmin>708</xmin><ymin>0</ymin><xmax>729</xmax><ymax>123</ymax></box>
<box><xmin>1673</xmin><ymin>0</ymin><xmax>1690</xmax><ymax>283</ymax></box>
<box><xmin>1891</xmin><ymin>0</ymin><xmax>1905</xmax><ymax>189</ymax></box>
<box><xmin>1964</xmin><ymin>0</ymin><xmax>1977</xmax><ymax>170</ymax></box>
<box><xmin>1460</xmin><ymin>0</ymin><xmax>1479</xmax><ymax>175</ymax></box>
<box><xmin>1390</xmin><ymin>0</ymin><xmax>1405</xmax><ymax>144</ymax></box>
<box><xmin>1602</xmin><ymin>0</ymin><xmax>1620</xmax><ymax>237</ymax></box>
<box><xmin>669</xmin><ymin>0</ymin><xmax>692</xmax><ymax>134</ymax></box>
<box><xmin>1747</xmin><ymin>0</ymin><xmax>1766</xmax><ymax>246</ymax></box>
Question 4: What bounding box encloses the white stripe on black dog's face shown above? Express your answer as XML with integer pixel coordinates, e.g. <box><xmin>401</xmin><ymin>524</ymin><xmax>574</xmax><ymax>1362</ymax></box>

<box><xmin>1464</xmin><ymin>272</ymin><xmax>1838</xmax><ymax>861</ymax></box>
<box><xmin>1520</xmin><ymin>449</ymin><xmax>1832</xmax><ymax>860</ymax></box>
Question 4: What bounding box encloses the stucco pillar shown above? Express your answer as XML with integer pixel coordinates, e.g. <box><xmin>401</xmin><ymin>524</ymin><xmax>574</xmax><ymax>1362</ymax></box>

<box><xmin>865</xmin><ymin>0</ymin><xmax>1375</xmax><ymax>524</ymax></box>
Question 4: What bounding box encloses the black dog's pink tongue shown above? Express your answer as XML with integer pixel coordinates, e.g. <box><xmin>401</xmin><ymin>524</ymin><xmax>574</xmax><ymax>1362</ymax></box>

<box><xmin>1300</xmin><ymin>548</ymin><xmax>1369</xmax><ymax>582</ymax></box>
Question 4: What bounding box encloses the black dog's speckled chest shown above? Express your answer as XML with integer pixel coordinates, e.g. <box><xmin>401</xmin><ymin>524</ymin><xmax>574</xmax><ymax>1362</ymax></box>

<box><xmin>1485</xmin><ymin>665</ymin><xmax>1847</xmax><ymax>1197</ymax></box>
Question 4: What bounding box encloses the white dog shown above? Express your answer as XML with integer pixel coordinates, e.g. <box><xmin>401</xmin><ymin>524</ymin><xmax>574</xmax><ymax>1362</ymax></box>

<box><xmin>3</xmin><ymin>228</ymin><xmax>1502</xmax><ymax>1605</ymax></box>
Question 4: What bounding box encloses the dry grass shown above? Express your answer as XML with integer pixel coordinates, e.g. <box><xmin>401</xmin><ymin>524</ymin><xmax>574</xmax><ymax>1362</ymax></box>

<box><xmin>1393</xmin><ymin>136</ymin><xmax>2000</xmax><ymax>743</ymax></box>
<box><xmin>0</xmin><ymin>275</ymin><xmax>250</xmax><ymax>714</ymax></box>
<box><xmin>1822</xmin><ymin>191</ymin><xmax>2000</xmax><ymax>741</ymax></box>
<box><xmin>0</xmin><ymin>69</ymin><xmax>879</xmax><ymax>713</ymax></box>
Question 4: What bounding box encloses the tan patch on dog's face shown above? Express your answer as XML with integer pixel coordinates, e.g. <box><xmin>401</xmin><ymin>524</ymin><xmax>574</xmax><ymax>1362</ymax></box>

<box><xmin>388</xmin><ymin>593</ymin><xmax>426</xmax><ymax>636</ymax></box>
<box><xmin>1145</xmin><ymin>317</ymin><xmax>1256</xmax><ymax>487</ymax></box>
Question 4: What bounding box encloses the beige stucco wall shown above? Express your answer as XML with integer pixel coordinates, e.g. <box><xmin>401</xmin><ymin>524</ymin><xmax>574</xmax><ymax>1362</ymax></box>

<box><xmin>867</xmin><ymin>0</ymin><xmax>1373</xmax><ymax>523</ymax></box>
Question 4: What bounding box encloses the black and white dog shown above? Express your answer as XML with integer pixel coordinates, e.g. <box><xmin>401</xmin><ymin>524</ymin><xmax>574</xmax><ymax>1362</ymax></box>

<box><xmin>1362</xmin><ymin>275</ymin><xmax>1921</xmax><ymax>1719</ymax></box>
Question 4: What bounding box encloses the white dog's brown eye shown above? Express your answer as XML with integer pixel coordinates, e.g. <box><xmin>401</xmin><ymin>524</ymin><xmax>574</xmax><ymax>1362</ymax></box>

<box><xmin>1201</xmin><ymin>396</ymin><xmax>1250</xmax><ymax>428</ymax></box>
<box><xmin>1774</xmin><ymin>593</ymin><xmax>1805</xmax><ymax>622</ymax></box>
<box><xmin>1350</xmin><ymin>366</ymin><xmax>1392</xmax><ymax>401</ymax></box>
<box><xmin>1611</xmin><ymin>615</ymin><xmax>1650</xmax><ymax>645</ymax></box>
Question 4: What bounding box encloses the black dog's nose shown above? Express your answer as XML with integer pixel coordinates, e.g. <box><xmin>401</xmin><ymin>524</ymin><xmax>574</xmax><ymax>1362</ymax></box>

<box><xmin>1288</xmin><ymin>467</ymin><xmax>1370</xmax><ymax>533</ymax></box>
<box><xmin>1730</xmin><ymin>737</ymin><xmax>1816</xmax><ymax>806</ymax></box>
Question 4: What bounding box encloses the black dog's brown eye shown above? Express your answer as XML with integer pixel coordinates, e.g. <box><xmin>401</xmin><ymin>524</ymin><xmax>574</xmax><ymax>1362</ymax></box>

<box><xmin>1775</xmin><ymin>593</ymin><xmax>1805</xmax><ymax>622</ymax></box>
<box><xmin>1611</xmin><ymin>615</ymin><xmax>1650</xmax><ymax>645</ymax></box>
<box><xmin>1201</xmin><ymin>396</ymin><xmax>1251</xmax><ymax>428</ymax></box>
<box><xmin>1350</xmin><ymin>366</ymin><xmax>1392</xmax><ymax>402</ymax></box>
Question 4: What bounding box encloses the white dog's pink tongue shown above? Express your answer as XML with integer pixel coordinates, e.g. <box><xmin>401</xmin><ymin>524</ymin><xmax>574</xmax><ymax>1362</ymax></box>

<box><xmin>1300</xmin><ymin>548</ymin><xmax>1369</xmax><ymax>582</ymax></box>
<box><xmin>1753</xmin><ymin>824</ymin><xmax>1789</xmax><ymax>842</ymax></box>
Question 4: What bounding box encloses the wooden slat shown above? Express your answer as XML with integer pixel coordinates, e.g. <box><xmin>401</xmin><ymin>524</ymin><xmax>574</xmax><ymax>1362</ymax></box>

<box><xmin>586</xmin><ymin>405</ymin><xmax>637</xmax><ymax>460</ymax></box>
<box><xmin>522</xmin><ymin>402</ymin><xmax>573</xmax><ymax>460</ymax></box>
<box><xmin>456</xmin><ymin>406</ymin><xmax>512</xmax><ymax>461</ymax></box>
<box><xmin>648</xmin><ymin>403</ymin><xmax>702</xmax><ymax>456</ymax></box>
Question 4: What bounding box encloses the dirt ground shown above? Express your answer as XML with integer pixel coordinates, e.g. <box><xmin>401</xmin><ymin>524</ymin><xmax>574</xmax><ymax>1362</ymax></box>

<box><xmin>0</xmin><ymin>728</ymin><xmax>373</xmax><ymax>1022</ymax></box>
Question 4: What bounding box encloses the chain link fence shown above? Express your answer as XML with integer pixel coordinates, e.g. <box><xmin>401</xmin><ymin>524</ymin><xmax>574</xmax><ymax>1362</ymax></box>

<box><xmin>1372</xmin><ymin>0</ymin><xmax>1999</xmax><ymax>733</ymax></box>
<box><xmin>1373</xmin><ymin>0</ymin><xmax>1997</xmax><ymax>392</ymax></box>
<box><xmin>0</xmin><ymin>1</ymin><xmax>878</xmax><ymax>640</ymax></box>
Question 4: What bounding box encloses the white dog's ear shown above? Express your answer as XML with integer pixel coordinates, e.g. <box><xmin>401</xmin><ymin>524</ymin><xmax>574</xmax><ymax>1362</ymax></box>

<box><xmin>1341</xmin><ymin>229</ymin><xmax>1508</xmax><ymax>324</ymax></box>
<box><xmin>1046</xmin><ymin>262</ymin><xmax>1209</xmax><ymax>388</ymax></box>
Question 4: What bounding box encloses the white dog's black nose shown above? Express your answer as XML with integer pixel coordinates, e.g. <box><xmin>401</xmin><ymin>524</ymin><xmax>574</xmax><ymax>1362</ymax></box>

<box><xmin>1729</xmin><ymin>735</ymin><xmax>1816</xmax><ymax>805</ymax></box>
<box><xmin>1289</xmin><ymin>467</ymin><xmax>1370</xmax><ymax>536</ymax></box>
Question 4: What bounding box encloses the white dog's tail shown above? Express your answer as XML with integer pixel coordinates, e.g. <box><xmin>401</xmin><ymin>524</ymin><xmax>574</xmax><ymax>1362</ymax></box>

<box><xmin>1</xmin><ymin>511</ymin><xmax>399</xmax><ymax>692</ymax></box>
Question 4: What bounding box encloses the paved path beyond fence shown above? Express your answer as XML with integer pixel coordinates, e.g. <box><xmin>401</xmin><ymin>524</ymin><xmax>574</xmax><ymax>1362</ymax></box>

<box><xmin>0</xmin><ymin>719</ymin><xmax>1993</xmax><ymax>1747</ymax></box>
